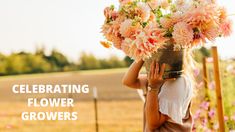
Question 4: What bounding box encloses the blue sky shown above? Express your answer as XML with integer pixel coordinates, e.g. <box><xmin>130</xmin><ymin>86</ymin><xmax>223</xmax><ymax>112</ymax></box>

<box><xmin>0</xmin><ymin>0</ymin><xmax>234</xmax><ymax>61</ymax></box>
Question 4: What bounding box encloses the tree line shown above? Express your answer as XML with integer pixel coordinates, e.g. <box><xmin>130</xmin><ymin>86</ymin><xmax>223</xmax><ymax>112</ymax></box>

<box><xmin>0</xmin><ymin>47</ymin><xmax>218</xmax><ymax>76</ymax></box>
<box><xmin>0</xmin><ymin>48</ymin><xmax>133</xmax><ymax>76</ymax></box>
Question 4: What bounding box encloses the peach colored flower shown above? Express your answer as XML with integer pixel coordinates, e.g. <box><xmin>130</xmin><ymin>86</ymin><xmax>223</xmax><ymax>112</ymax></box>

<box><xmin>149</xmin><ymin>12</ymin><xmax>156</xmax><ymax>21</ymax></box>
<box><xmin>147</xmin><ymin>0</ymin><xmax>159</xmax><ymax>10</ymax></box>
<box><xmin>175</xmin><ymin>0</ymin><xmax>192</xmax><ymax>12</ymax></box>
<box><xmin>100</xmin><ymin>41</ymin><xmax>112</xmax><ymax>48</ymax></box>
<box><xmin>172</xmin><ymin>22</ymin><xmax>194</xmax><ymax>48</ymax></box>
<box><xmin>196</xmin><ymin>0</ymin><xmax>216</xmax><ymax>4</ymax></box>
<box><xmin>101</xmin><ymin>21</ymin><xmax>120</xmax><ymax>37</ymax></box>
<box><xmin>219</xmin><ymin>7</ymin><xmax>227</xmax><ymax>21</ymax></box>
<box><xmin>120</xmin><ymin>19</ymin><xmax>141</xmax><ymax>38</ymax></box>
<box><xmin>102</xmin><ymin>31</ymin><xmax>122</xmax><ymax>49</ymax></box>
<box><xmin>183</xmin><ymin>4</ymin><xmax>220</xmax><ymax>29</ymax></box>
<box><xmin>119</xmin><ymin>0</ymin><xmax>133</xmax><ymax>5</ymax></box>
<box><xmin>220</xmin><ymin>19</ymin><xmax>233</xmax><ymax>37</ymax></box>
<box><xmin>101</xmin><ymin>20</ymin><xmax>123</xmax><ymax>49</ymax></box>
<box><xmin>160</xmin><ymin>17</ymin><xmax>174</xmax><ymax>29</ymax></box>
<box><xmin>104</xmin><ymin>7</ymin><xmax>112</xmax><ymax>18</ymax></box>
<box><xmin>171</xmin><ymin>12</ymin><xmax>183</xmax><ymax>20</ymax></box>
<box><xmin>160</xmin><ymin>12</ymin><xmax>182</xmax><ymax>29</ymax></box>
<box><xmin>160</xmin><ymin>0</ymin><xmax>170</xmax><ymax>9</ymax></box>
<box><xmin>137</xmin><ymin>2</ymin><xmax>151</xmax><ymax>22</ymax></box>
<box><xmin>202</xmin><ymin>22</ymin><xmax>219</xmax><ymax>41</ymax></box>
<box><xmin>121</xmin><ymin>38</ymin><xmax>132</xmax><ymax>56</ymax></box>
<box><xmin>145</xmin><ymin>22</ymin><xmax>167</xmax><ymax>40</ymax></box>
<box><xmin>104</xmin><ymin>7</ymin><xmax>118</xmax><ymax>20</ymax></box>
<box><xmin>121</xmin><ymin>37</ymin><xmax>148</xmax><ymax>62</ymax></box>
<box><xmin>106</xmin><ymin>34</ymin><xmax>123</xmax><ymax>49</ymax></box>
<box><xmin>101</xmin><ymin>0</ymin><xmax>233</xmax><ymax>62</ymax></box>
<box><xmin>121</xmin><ymin>24</ymin><xmax>167</xmax><ymax>62</ymax></box>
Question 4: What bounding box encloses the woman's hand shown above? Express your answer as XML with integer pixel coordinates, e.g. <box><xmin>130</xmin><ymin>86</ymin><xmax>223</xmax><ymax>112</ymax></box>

<box><xmin>148</xmin><ymin>61</ymin><xmax>175</xmax><ymax>88</ymax></box>
<box><xmin>146</xmin><ymin>61</ymin><xmax>174</xmax><ymax>130</ymax></box>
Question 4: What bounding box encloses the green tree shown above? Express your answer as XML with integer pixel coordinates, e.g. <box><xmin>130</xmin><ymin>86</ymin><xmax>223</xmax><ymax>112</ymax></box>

<box><xmin>193</xmin><ymin>47</ymin><xmax>211</xmax><ymax>62</ymax></box>
<box><xmin>107</xmin><ymin>56</ymin><xmax>126</xmax><ymax>68</ymax></box>
<box><xmin>6</xmin><ymin>53</ymin><xmax>27</xmax><ymax>74</ymax></box>
<box><xmin>44</xmin><ymin>49</ymin><xmax>70</xmax><ymax>71</ymax></box>
<box><xmin>0</xmin><ymin>53</ymin><xmax>7</xmax><ymax>75</ymax></box>
<box><xmin>78</xmin><ymin>52</ymin><xmax>101</xmax><ymax>70</ymax></box>
<box><xmin>124</xmin><ymin>56</ymin><xmax>134</xmax><ymax>66</ymax></box>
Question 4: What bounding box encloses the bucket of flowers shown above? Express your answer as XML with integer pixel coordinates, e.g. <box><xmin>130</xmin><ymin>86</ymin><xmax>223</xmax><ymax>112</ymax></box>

<box><xmin>100</xmin><ymin>0</ymin><xmax>232</xmax><ymax>79</ymax></box>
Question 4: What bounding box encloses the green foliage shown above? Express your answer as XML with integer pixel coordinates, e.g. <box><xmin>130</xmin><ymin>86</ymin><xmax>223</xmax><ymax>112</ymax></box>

<box><xmin>78</xmin><ymin>52</ymin><xmax>102</xmax><ymax>70</ymax></box>
<box><xmin>44</xmin><ymin>49</ymin><xmax>70</xmax><ymax>71</ymax></box>
<box><xmin>0</xmin><ymin>48</ymin><xmax>77</xmax><ymax>75</ymax></box>
<box><xmin>0</xmin><ymin>48</ymin><xmax>131</xmax><ymax>75</ymax></box>
<box><xmin>124</xmin><ymin>56</ymin><xmax>134</xmax><ymax>66</ymax></box>
<box><xmin>193</xmin><ymin>47</ymin><xmax>212</xmax><ymax>62</ymax></box>
<box><xmin>78</xmin><ymin>52</ymin><xmax>127</xmax><ymax>70</ymax></box>
<box><xmin>0</xmin><ymin>53</ymin><xmax>8</xmax><ymax>75</ymax></box>
<box><xmin>4</xmin><ymin>52</ymin><xmax>52</xmax><ymax>75</ymax></box>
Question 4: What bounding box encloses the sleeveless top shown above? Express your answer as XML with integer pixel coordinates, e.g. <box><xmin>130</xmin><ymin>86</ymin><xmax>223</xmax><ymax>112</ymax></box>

<box><xmin>141</xmin><ymin>74</ymin><xmax>193</xmax><ymax>132</ymax></box>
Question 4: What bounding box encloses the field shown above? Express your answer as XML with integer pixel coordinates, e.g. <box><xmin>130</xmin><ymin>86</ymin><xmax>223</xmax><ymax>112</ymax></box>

<box><xmin>0</xmin><ymin>68</ymin><xmax>144</xmax><ymax>132</ymax></box>
<box><xmin>0</xmin><ymin>66</ymin><xmax>234</xmax><ymax>132</ymax></box>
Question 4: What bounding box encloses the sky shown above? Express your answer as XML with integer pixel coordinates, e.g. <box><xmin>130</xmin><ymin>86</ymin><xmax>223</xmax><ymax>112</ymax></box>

<box><xmin>0</xmin><ymin>0</ymin><xmax>234</xmax><ymax>61</ymax></box>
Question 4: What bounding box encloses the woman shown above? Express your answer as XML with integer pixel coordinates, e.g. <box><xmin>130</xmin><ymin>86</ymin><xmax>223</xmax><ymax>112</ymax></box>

<box><xmin>122</xmin><ymin>50</ymin><xmax>195</xmax><ymax>132</ymax></box>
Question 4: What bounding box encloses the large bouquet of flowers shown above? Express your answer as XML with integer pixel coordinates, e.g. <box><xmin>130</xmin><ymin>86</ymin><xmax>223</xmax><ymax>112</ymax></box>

<box><xmin>101</xmin><ymin>0</ymin><xmax>232</xmax><ymax>62</ymax></box>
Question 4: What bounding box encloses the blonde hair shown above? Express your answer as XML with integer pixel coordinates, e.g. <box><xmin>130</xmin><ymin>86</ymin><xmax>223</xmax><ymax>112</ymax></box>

<box><xmin>183</xmin><ymin>48</ymin><xmax>198</xmax><ymax>97</ymax></box>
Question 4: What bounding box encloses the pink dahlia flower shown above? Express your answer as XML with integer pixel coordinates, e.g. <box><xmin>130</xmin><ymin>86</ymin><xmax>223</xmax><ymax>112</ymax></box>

<box><xmin>220</xmin><ymin>19</ymin><xmax>233</xmax><ymax>37</ymax></box>
<box><xmin>137</xmin><ymin>2</ymin><xmax>151</xmax><ymax>22</ymax></box>
<box><xmin>121</xmin><ymin>23</ymin><xmax>167</xmax><ymax>62</ymax></box>
<box><xmin>219</xmin><ymin>7</ymin><xmax>227</xmax><ymax>21</ymax></box>
<box><xmin>119</xmin><ymin>0</ymin><xmax>133</xmax><ymax>5</ymax></box>
<box><xmin>147</xmin><ymin>0</ymin><xmax>159</xmax><ymax>10</ymax></box>
<box><xmin>172</xmin><ymin>22</ymin><xmax>194</xmax><ymax>48</ymax></box>
<box><xmin>160</xmin><ymin>12</ymin><xmax>182</xmax><ymax>29</ymax></box>
<box><xmin>202</xmin><ymin>22</ymin><xmax>219</xmax><ymax>41</ymax></box>
<box><xmin>101</xmin><ymin>21</ymin><xmax>123</xmax><ymax>49</ymax></box>
<box><xmin>183</xmin><ymin>4</ymin><xmax>220</xmax><ymax>29</ymax></box>
<box><xmin>160</xmin><ymin>17</ymin><xmax>174</xmax><ymax>29</ymax></box>
<box><xmin>119</xmin><ymin>19</ymin><xmax>141</xmax><ymax>38</ymax></box>
<box><xmin>160</xmin><ymin>0</ymin><xmax>170</xmax><ymax>9</ymax></box>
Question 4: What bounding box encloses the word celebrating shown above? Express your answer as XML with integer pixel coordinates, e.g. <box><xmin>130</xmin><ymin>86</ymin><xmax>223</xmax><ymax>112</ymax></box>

<box><xmin>12</xmin><ymin>84</ymin><xmax>89</xmax><ymax>94</ymax></box>
<box><xmin>12</xmin><ymin>84</ymin><xmax>90</xmax><ymax>121</ymax></box>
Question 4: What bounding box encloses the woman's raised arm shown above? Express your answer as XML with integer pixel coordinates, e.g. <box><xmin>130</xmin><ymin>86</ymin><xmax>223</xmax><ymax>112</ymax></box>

<box><xmin>122</xmin><ymin>59</ymin><xmax>147</xmax><ymax>89</ymax></box>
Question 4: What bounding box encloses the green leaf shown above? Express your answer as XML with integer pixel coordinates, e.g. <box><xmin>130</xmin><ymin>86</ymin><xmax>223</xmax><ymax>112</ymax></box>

<box><xmin>110</xmin><ymin>5</ymin><xmax>115</xmax><ymax>10</ymax></box>
<box><xmin>142</xmin><ymin>22</ymin><xmax>148</xmax><ymax>28</ymax></box>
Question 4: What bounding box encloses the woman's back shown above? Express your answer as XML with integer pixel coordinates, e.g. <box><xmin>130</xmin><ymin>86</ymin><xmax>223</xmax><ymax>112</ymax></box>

<box><xmin>142</xmin><ymin>74</ymin><xmax>193</xmax><ymax>132</ymax></box>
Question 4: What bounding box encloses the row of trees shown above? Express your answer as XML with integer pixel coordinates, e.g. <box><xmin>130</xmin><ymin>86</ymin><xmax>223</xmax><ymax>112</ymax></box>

<box><xmin>0</xmin><ymin>47</ymin><xmax>219</xmax><ymax>76</ymax></box>
<box><xmin>78</xmin><ymin>52</ymin><xmax>133</xmax><ymax>70</ymax></box>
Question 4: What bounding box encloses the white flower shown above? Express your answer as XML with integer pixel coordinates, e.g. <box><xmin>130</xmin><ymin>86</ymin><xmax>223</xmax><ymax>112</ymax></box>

<box><xmin>174</xmin><ymin>0</ymin><xmax>193</xmax><ymax>12</ymax></box>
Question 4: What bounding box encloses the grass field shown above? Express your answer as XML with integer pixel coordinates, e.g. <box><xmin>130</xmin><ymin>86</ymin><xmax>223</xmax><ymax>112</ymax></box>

<box><xmin>0</xmin><ymin>66</ymin><xmax>234</xmax><ymax>132</ymax></box>
<box><xmin>0</xmin><ymin>68</ymin><xmax>144</xmax><ymax>132</ymax></box>
<box><xmin>0</xmin><ymin>101</ymin><xmax>143</xmax><ymax>132</ymax></box>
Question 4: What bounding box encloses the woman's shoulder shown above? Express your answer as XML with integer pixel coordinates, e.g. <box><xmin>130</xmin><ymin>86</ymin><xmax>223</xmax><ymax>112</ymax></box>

<box><xmin>159</xmin><ymin>74</ymin><xmax>193</xmax><ymax>101</ymax></box>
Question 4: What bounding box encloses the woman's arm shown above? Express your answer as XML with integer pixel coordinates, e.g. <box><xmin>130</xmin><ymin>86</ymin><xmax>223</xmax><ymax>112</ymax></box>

<box><xmin>122</xmin><ymin>59</ymin><xmax>147</xmax><ymax>89</ymax></box>
<box><xmin>145</xmin><ymin>61</ymin><xmax>172</xmax><ymax>130</ymax></box>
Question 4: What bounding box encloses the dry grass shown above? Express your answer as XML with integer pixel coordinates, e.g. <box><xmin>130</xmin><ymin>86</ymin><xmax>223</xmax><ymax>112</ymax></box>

<box><xmin>0</xmin><ymin>101</ymin><xmax>143</xmax><ymax>132</ymax></box>
<box><xmin>0</xmin><ymin>69</ymin><xmax>144</xmax><ymax>132</ymax></box>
